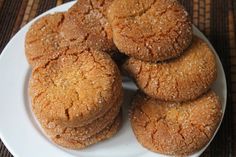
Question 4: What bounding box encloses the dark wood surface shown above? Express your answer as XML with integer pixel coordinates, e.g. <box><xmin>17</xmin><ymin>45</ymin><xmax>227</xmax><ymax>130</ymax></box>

<box><xmin>0</xmin><ymin>0</ymin><xmax>235</xmax><ymax>156</ymax></box>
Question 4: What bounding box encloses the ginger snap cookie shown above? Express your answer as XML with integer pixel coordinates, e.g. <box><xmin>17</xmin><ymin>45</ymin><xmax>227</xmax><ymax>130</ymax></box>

<box><xmin>130</xmin><ymin>90</ymin><xmax>222</xmax><ymax>156</ymax></box>
<box><xmin>124</xmin><ymin>37</ymin><xmax>217</xmax><ymax>102</ymax></box>
<box><xmin>51</xmin><ymin>112</ymin><xmax>122</xmax><ymax>149</ymax></box>
<box><xmin>25</xmin><ymin>13</ymin><xmax>68</xmax><ymax>66</ymax></box>
<box><xmin>41</xmin><ymin>98</ymin><xmax>122</xmax><ymax>140</ymax></box>
<box><xmin>60</xmin><ymin>0</ymin><xmax>117</xmax><ymax>54</ymax></box>
<box><xmin>108</xmin><ymin>0</ymin><xmax>192</xmax><ymax>62</ymax></box>
<box><xmin>29</xmin><ymin>49</ymin><xmax>123</xmax><ymax>127</ymax></box>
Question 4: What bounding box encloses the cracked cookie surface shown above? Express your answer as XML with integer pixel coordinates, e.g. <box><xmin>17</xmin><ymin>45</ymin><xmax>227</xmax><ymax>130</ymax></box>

<box><xmin>25</xmin><ymin>13</ymin><xmax>68</xmax><ymax>66</ymax></box>
<box><xmin>60</xmin><ymin>0</ymin><xmax>116</xmax><ymax>54</ymax></box>
<box><xmin>108</xmin><ymin>0</ymin><xmax>192</xmax><ymax>62</ymax></box>
<box><xmin>51</xmin><ymin>111</ymin><xmax>122</xmax><ymax>149</ymax></box>
<box><xmin>29</xmin><ymin>49</ymin><xmax>123</xmax><ymax>127</ymax></box>
<box><xmin>130</xmin><ymin>90</ymin><xmax>222</xmax><ymax>156</ymax></box>
<box><xmin>41</xmin><ymin>98</ymin><xmax>122</xmax><ymax>140</ymax></box>
<box><xmin>124</xmin><ymin>37</ymin><xmax>217</xmax><ymax>102</ymax></box>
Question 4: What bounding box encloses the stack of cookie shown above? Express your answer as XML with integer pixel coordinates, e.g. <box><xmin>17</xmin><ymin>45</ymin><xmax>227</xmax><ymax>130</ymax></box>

<box><xmin>26</xmin><ymin>0</ymin><xmax>123</xmax><ymax>149</ymax></box>
<box><xmin>25</xmin><ymin>0</ymin><xmax>223</xmax><ymax>155</ymax></box>
<box><xmin>108</xmin><ymin>0</ymin><xmax>222</xmax><ymax>156</ymax></box>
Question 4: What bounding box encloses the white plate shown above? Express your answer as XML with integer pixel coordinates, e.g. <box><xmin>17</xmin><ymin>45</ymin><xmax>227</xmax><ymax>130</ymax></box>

<box><xmin>0</xmin><ymin>1</ymin><xmax>227</xmax><ymax>157</ymax></box>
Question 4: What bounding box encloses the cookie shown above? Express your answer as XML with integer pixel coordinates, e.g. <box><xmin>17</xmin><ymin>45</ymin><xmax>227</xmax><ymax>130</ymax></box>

<box><xmin>124</xmin><ymin>37</ymin><xmax>217</xmax><ymax>102</ymax></box>
<box><xmin>130</xmin><ymin>90</ymin><xmax>222</xmax><ymax>156</ymax></box>
<box><xmin>25</xmin><ymin>13</ymin><xmax>68</xmax><ymax>66</ymax></box>
<box><xmin>60</xmin><ymin>0</ymin><xmax>116</xmax><ymax>54</ymax></box>
<box><xmin>41</xmin><ymin>98</ymin><xmax>121</xmax><ymax>140</ymax></box>
<box><xmin>51</xmin><ymin>111</ymin><xmax>122</xmax><ymax>149</ymax></box>
<box><xmin>108</xmin><ymin>0</ymin><xmax>192</xmax><ymax>62</ymax></box>
<box><xmin>29</xmin><ymin>49</ymin><xmax>123</xmax><ymax>127</ymax></box>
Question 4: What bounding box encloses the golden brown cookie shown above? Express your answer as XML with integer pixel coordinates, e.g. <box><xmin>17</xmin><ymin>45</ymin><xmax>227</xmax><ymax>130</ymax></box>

<box><xmin>130</xmin><ymin>90</ymin><xmax>222</xmax><ymax>156</ymax></box>
<box><xmin>60</xmin><ymin>0</ymin><xmax>116</xmax><ymax>54</ymax></box>
<box><xmin>124</xmin><ymin>37</ymin><xmax>217</xmax><ymax>102</ymax></box>
<box><xmin>25</xmin><ymin>13</ymin><xmax>68</xmax><ymax>66</ymax></box>
<box><xmin>29</xmin><ymin>49</ymin><xmax>123</xmax><ymax>127</ymax></box>
<box><xmin>41</xmin><ymin>99</ymin><xmax>121</xmax><ymax>140</ymax></box>
<box><xmin>51</xmin><ymin>112</ymin><xmax>122</xmax><ymax>149</ymax></box>
<box><xmin>108</xmin><ymin>0</ymin><xmax>192</xmax><ymax>62</ymax></box>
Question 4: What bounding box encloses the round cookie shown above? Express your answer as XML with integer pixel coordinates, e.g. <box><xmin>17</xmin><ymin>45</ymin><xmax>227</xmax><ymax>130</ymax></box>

<box><xmin>29</xmin><ymin>49</ymin><xmax>123</xmax><ymax>127</ymax></box>
<box><xmin>108</xmin><ymin>0</ymin><xmax>192</xmax><ymax>62</ymax></box>
<box><xmin>124</xmin><ymin>37</ymin><xmax>217</xmax><ymax>102</ymax></box>
<box><xmin>60</xmin><ymin>0</ymin><xmax>116</xmax><ymax>54</ymax></box>
<box><xmin>41</xmin><ymin>98</ymin><xmax>122</xmax><ymax>140</ymax></box>
<box><xmin>25</xmin><ymin>13</ymin><xmax>68</xmax><ymax>66</ymax></box>
<box><xmin>130</xmin><ymin>90</ymin><xmax>222</xmax><ymax>156</ymax></box>
<box><xmin>51</xmin><ymin>112</ymin><xmax>122</xmax><ymax>149</ymax></box>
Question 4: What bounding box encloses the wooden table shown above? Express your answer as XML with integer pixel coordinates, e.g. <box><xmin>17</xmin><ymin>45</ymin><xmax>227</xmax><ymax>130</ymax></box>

<box><xmin>0</xmin><ymin>0</ymin><xmax>235</xmax><ymax>156</ymax></box>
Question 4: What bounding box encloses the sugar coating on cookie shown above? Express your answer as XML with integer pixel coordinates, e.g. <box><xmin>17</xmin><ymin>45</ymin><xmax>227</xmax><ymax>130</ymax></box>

<box><xmin>124</xmin><ymin>37</ymin><xmax>217</xmax><ymax>102</ymax></box>
<box><xmin>42</xmin><ymin>98</ymin><xmax>121</xmax><ymax>140</ymax></box>
<box><xmin>108</xmin><ymin>0</ymin><xmax>192</xmax><ymax>62</ymax></box>
<box><xmin>51</xmin><ymin>112</ymin><xmax>122</xmax><ymax>149</ymax></box>
<box><xmin>25</xmin><ymin>13</ymin><xmax>67</xmax><ymax>66</ymax></box>
<box><xmin>60</xmin><ymin>0</ymin><xmax>116</xmax><ymax>54</ymax></box>
<box><xmin>130</xmin><ymin>91</ymin><xmax>222</xmax><ymax>156</ymax></box>
<box><xmin>29</xmin><ymin>49</ymin><xmax>123</xmax><ymax>127</ymax></box>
